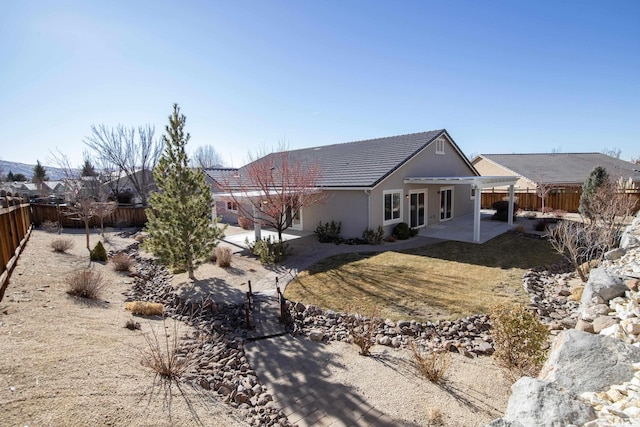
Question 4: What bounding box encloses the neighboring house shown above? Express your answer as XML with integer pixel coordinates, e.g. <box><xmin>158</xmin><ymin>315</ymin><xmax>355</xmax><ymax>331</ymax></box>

<box><xmin>103</xmin><ymin>169</ymin><xmax>156</xmax><ymax>205</ymax></box>
<box><xmin>472</xmin><ymin>153</ymin><xmax>640</xmax><ymax>211</ymax></box>
<box><xmin>203</xmin><ymin>168</ymin><xmax>239</xmax><ymax>222</ymax></box>
<box><xmin>215</xmin><ymin>130</ymin><xmax>518</xmax><ymax>241</ymax></box>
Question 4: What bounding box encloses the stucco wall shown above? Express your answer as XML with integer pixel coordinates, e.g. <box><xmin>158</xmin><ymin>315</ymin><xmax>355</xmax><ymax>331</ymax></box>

<box><xmin>473</xmin><ymin>157</ymin><xmax>533</xmax><ymax>190</ymax></box>
<box><xmin>302</xmin><ymin>190</ymin><xmax>369</xmax><ymax>238</ymax></box>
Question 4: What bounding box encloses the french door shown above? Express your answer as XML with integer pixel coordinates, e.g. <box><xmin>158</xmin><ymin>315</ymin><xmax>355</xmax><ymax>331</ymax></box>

<box><xmin>440</xmin><ymin>187</ymin><xmax>453</xmax><ymax>221</ymax></box>
<box><xmin>409</xmin><ymin>191</ymin><xmax>426</xmax><ymax>228</ymax></box>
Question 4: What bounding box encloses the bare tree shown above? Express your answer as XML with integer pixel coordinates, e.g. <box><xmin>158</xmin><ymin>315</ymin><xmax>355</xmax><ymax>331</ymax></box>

<box><xmin>548</xmin><ymin>175</ymin><xmax>637</xmax><ymax>282</ymax></box>
<box><xmin>84</xmin><ymin>124</ymin><xmax>162</xmax><ymax>205</ymax></box>
<box><xmin>533</xmin><ymin>172</ymin><xmax>552</xmax><ymax>214</ymax></box>
<box><xmin>601</xmin><ymin>147</ymin><xmax>622</xmax><ymax>159</ymax></box>
<box><xmin>221</xmin><ymin>150</ymin><xmax>325</xmax><ymax>241</ymax></box>
<box><xmin>190</xmin><ymin>145</ymin><xmax>225</xmax><ymax>169</ymax></box>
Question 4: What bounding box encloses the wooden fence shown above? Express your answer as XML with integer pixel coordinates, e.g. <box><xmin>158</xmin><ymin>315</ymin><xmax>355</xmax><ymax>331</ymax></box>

<box><xmin>0</xmin><ymin>202</ymin><xmax>32</xmax><ymax>301</ymax></box>
<box><xmin>481</xmin><ymin>187</ymin><xmax>640</xmax><ymax>213</ymax></box>
<box><xmin>30</xmin><ymin>204</ymin><xmax>148</xmax><ymax>228</ymax></box>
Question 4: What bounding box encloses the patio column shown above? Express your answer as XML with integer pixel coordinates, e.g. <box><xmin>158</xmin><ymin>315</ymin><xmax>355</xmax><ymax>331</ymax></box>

<box><xmin>473</xmin><ymin>185</ymin><xmax>482</xmax><ymax>242</ymax></box>
<box><xmin>507</xmin><ymin>184</ymin><xmax>515</xmax><ymax>226</ymax></box>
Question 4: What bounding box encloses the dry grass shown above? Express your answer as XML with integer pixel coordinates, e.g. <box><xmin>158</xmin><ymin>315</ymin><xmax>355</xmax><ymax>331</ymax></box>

<box><xmin>65</xmin><ymin>269</ymin><xmax>105</xmax><ymax>299</ymax></box>
<box><xmin>140</xmin><ymin>319</ymin><xmax>194</xmax><ymax>380</ymax></box>
<box><xmin>111</xmin><ymin>253</ymin><xmax>134</xmax><ymax>271</ymax></box>
<box><xmin>51</xmin><ymin>238</ymin><xmax>73</xmax><ymax>253</ymax></box>
<box><xmin>285</xmin><ymin>233</ymin><xmax>562</xmax><ymax>321</ymax></box>
<box><xmin>215</xmin><ymin>246</ymin><xmax>232</xmax><ymax>267</ymax></box>
<box><xmin>345</xmin><ymin>307</ymin><xmax>382</xmax><ymax>356</ymax></box>
<box><xmin>410</xmin><ymin>342</ymin><xmax>451</xmax><ymax>384</ymax></box>
<box><xmin>125</xmin><ymin>301</ymin><xmax>164</xmax><ymax>316</ymax></box>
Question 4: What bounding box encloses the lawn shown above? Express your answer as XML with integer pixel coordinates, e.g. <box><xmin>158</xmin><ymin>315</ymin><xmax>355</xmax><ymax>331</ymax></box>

<box><xmin>284</xmin><ymin>233</ymin><xmax>563</xmax><ymax>321</ymax></box>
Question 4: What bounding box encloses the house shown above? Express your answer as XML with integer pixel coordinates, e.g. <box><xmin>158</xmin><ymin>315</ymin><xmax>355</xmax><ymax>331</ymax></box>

<box><xmin>203</xmin><ymin>168</ymin><xmax>239</xmax><ymax>222</ymax></box>
<box><xmin>472</xmin><ymin>153</ymin><xmax>640</xmax><ymax>211</ymax></box>
<box><xmin>215</xmin><ymin>130</ymin><xmax>518</xmax><ymax>242</ymax></box>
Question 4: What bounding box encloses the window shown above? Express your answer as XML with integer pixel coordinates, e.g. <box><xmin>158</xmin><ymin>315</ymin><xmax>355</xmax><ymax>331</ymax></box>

<box><xmin>383</xmin><ymin>190</ymin><xmax>402</xmax><ymax>224</ymax></box>
<box><xmin>226</xmin><ymin>201</ymin><xmax>238</xmax><ymax>212</ymax></box>
<box><xmin>436</xmin><ymin>139</ymin><xmax>445</xmax><ymax>154</ymax></box>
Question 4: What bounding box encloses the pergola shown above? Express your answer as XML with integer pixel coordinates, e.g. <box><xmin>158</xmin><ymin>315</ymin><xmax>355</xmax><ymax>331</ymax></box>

<box><xmin>403</xmin><ymin>176</ymin><xmax>520</xmax><ymax>243</ymax></box>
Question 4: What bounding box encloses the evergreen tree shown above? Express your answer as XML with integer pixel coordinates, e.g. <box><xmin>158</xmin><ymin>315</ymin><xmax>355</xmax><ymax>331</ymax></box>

<box><xmin>81</xmin><ymin>159</ymin><xmax>98</xmax><ymax>177</ymax></box>
<box><xmin>7</xmin><ymin>171</ymin><xmax>15</xmax><ymax>182</ymax></box>
<box><xmin>144</xmin><ymin>104</ymin><xmax>225</xmax><ymax>279</ymax></box>
<box><xmin>32</xmin><ymin>160</ymin><xmax>48</xmax><ymax>184</ymax></box>
<box><xmin>579</xmin><ymin>166</ymin><xmax>609</xmax><ymax>220</ymax></box>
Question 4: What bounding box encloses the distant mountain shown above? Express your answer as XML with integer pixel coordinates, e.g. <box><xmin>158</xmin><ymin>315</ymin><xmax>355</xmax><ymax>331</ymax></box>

<box><xmin>0</xmin><ymin>160</ymin><xmax>69</xmax><ymax>181</ymax></box>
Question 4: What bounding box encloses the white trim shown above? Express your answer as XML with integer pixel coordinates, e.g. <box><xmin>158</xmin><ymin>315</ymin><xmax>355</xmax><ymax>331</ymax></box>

<box><xmin>383</xmin><ymin>189</ymin><xmax>403</xmax><ymax>225</ymax></box>
<box><xmin>289</xmin><ymin>206</ymin><xmax>303</xmax><ymax>230</ymax></box>
<box><xmin>226</xmin><ymin>200</ymin><xmax>238</xmax><ymax>213</ymax></box>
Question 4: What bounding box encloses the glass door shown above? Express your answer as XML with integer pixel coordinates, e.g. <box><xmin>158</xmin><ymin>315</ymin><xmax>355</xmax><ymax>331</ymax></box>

<box><xmin>440</xmin><ymin>187</ymin><xmax>453</xmax><ymax>221</ymax></box>
<box><xmin>409</xmin><ymin>191</ymin><xmax>426</xmax><ymax>228</ymax></box>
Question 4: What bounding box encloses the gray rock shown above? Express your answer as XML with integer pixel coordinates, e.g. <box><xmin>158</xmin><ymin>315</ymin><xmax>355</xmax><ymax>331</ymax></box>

<box><xmin>309</xmin><ymin>329</ymin><xmax>325</xmax><ymax>342</ymax></box>
<box><xmin>539</xmin><ymin>329</ymin><xmax>640</xmax><ymax>394</ymax></box>
<box><xmin>604</xmin><ymin>247</ymin><xmax>626</xmax><ymax>261</ymax></box>
<box><xmin>502</xmin><ymin>377</ymin><xmax>596</xmax><ymax>427</ymax></box>
<box><xmin>485</xmin><ymin>419</ymin><xmax>524</xmax><ymax>427</ymax></box>
<box><xmin>378</xmin><ymin>336</ymin><xmax>392</xmax><ymax>346</ymax></box>
<box><xmin>294</xmin><ymin>301</ymin><xmax>306</xmax><ymax>312</ymax></box>
<box><xmin>574</xmin><ymin>319</ymin><xmax>594</xmax><ymax>333</ymax></box>
<box><xmin>580</xmin><ymin>268</ymin><xmax>626</xmax><ymax>310</ymax></box>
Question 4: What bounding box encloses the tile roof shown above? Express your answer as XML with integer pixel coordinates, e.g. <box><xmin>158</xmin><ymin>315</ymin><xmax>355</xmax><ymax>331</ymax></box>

<box><xmin>478</xmin><ymin>153</ymin><xmax>640</xmax><ymax>185</ymax></box>
<box><xmin>232</xmin><ymin>130</ymin><xmax>448</xmax><ymax>188</ymax></box>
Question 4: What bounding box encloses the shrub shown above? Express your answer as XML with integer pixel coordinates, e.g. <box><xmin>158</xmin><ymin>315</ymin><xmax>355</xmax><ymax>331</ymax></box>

<box><xmin>111</xmin><ymin>253</ymin><xmax>134</xmax><ymax>271</ymax></box>
<box><xmin>426</xmin><ymin>407</ymin><xmax>444</xmax><ymax>426</ymax></box>
<box><xmin>66</xmin><ymin>269</ymin><xmax>105</xmax><ymax>299</ymax></box>
<box><xmin>514</xmin><ymin>225</ymin><xmax>526</xmax><ymax>234</ymax></box>
<box><xmin>216</xmin><ymin>246</ymin><xmax>232</xmax><ymax>267</ymax></box>
<box><xmin>140</xmin><ymin>319</ymin><xmax>195</xmax><ymax>380</ymax></box>
<box><xmin>51</xmin><ymin>238</ymin><xmax>73</xmax><ymax>253</ymax></box>
<box><xmin>237</xmin><ymin>216</ymin><xmax>252</xmax><ymax>230</ymax></box>
<box><xmin>125</xmin><ymin>301</ymin><xmax>164</xmax><ymax>316</ymax></box>
<box><xmin>410</xmin><ymin>342</ymin><xmax>450</xmax><ymax>383</ymax></box>
<box><xmin>345</xmin><ymin>307</ymin><xmax>382</xmax><ymax>356</ymax></box>
<box><xmin>362</xmin><ymin>226</ymin><xmax>385</xmax><ymax>245</ymax></box>
<box><xmin>393</xmin><ymin>222</ymin><xmax>413</xmax><ymax>240</ymax></box>
<box><xmin>534</xmin><ymin>218</ymin><xmax>548</xmax><ymax>232</ymax></box>
<box><xmin>125</xmin><ymin>318</ymin><xmax>141</xmax><ymax>330</ymax></box>
<box><xmin>315</xmin><ymin>221</ymin><xmax>342</xmax><ymax>243</ymax></box>
<box><xmin>492</xmin><ymin>200</ymin><xmax>519</xmax><ymax>222</ymax></box>
<box><xmin>90</xmin><ymin>241</ymin><xmax>108</xmax><ymax>262</ymax></box>
<box><xmin>41</xmin><ymin>220</ymin><xmax>59</xmax><ymax>233</ymax></box>
<box><xmin>490</xmin><ymin>303</ymin><xmax>549</xmax><ymax>378</ymax></box>
<box><xmin>245</xmin><ymin>236</ymin><xmax>289</xmax><ymax>264</ymax></box>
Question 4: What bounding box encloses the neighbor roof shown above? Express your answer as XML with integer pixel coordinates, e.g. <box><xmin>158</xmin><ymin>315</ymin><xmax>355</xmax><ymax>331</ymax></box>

<box><xmin>231</xmin><ymin>129</ymin><xmax>474</xmax><ymax>188</ymax></box>
<box><xmin>476</xmin><ymin>153</ymin><xmax>640</xmax><ymax>185</ymax></box>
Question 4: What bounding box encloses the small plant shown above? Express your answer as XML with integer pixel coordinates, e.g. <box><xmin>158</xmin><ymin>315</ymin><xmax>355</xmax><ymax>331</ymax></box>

<box><xmin>492</xmin><ymin>200</ymin><xmax>519</xmax><ymax>222</ymax></box>
<box><xmin>66</xmin><ymin>269</ymin><xmax>105</xmax><ymax>299</ymax></box>
<box><xmin>315</xmin><ymin>220</ymin><xmax>342</xmax><ymax>243</ymax></box>
<box><xmin>426</xmin><ymin>407</ymin><xmax>444</xmax><ymax>426</ymax></box>
<box><xmin>410</xmin><ymin>341</ymin><xmax>450</xmax><ymax>384</ymax></box>
<box><xmin>140</xmin><ymin>318</ymin><xmax>195</xmax><ymax>380</ymax></box>
<box><xmin>215</xmin><ymin>246</ymin><xmax>232</xmax><ymax>267</ymax></box>
<box><xmin>111</xmin><ymin>253</ymin><xmax>134</xmax><ymax>271</ymax></box>
<box><xmin>346</xmin><ymin>307</ymin><xmax>382</xmax><ymax>356</ymax></box>
<box><xmin>514</xmin><ymin>225</ymin><xmax>526</xmax><ymax>234</ymax></box>
<box><xmin>393</xmin><ymin>222</ymin><xmax>418</xmax><ymax>240</ymax></box>
<box><xmin>535</xmin><ymin>218</ymin><xmax>550</xmax><ymax>232</ymax></box>
<box><xmin>125</xmin><ymin>318</ymin><xmax>141</xmax><ymax>330</ymax></box>
<box><xmin>51</xmin><ymin>238</ymin><xmax>73</xmax><ymax>253</ymax></box>
<box><xmin>41</xmin><ymin>220</ymin><xmax>60</xmax><ymax>233</ymax></box>
<box><xmin>490</xmin><ymin>303</ymin><xmax>549</xmax><ymax>378</ymax></box>
<box><xmin>90</xmin><ymin>241</ymin><xmax>108</xmax><ymax>262</ymax></box>
<box><xmin>362</xmin><ymin>226</ymin><xmax>385</xmax><ymax>245</ymax></box>
<box><xmin>245</xmin><ymin>236</ymin><xmax>289</xmax><ymax>264</ymax></box>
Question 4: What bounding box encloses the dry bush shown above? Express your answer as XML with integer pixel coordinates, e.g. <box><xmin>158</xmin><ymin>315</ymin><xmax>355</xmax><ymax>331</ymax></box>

<box><xmin>514</xmin><ymin>225</ymin><xmax>526</xmax><ymax>233</ymax></box>
<box><xmin>125</xmin><ymin>301</ymin><xmax>164</xmax><ymax>316</ymax></box>
<box><xmin>346</xmin><ymin>307</ymin><xmax>382</xmax><ymax>356</ymax></box>
<box><xmin>140</xmin><ymin>319</ymin><xmax>195</xmax><ymax>380</ymax></box>
<box><xmin>41</xmin><ymin>220</ymin><xmax>59</xmax><ymax>233</ymax></box>
<box><xmin>490</xmin><ymin>303</ymin><xmax>549</xmax><ymax>379</ymax></box>
<box><xmin>215</xmin><ymin>246</ymin><xmax>232</xmax><ymax>267</ymax></box>
<box><xmin>51</xmin><ymin>238</ymin><xmax>73</xmax><ymax>253</ymax></box>
<box><xmin>111</xmin><ymin>253</ymin><xmax>134</xmax><ymax>271</ymax></box>
<box><xmin>410</xmin><ymin>342</ymin><xmax>450</xmax><ymax>384</ymax></box>
<box><xmin>66</xmin><ymin>269</ymin><xmax>105</xmax><ymax>299</ymax></box>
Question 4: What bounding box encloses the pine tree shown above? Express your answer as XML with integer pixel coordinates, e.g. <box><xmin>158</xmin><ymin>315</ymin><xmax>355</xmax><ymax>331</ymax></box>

<box><xmin>579</xmin><ymin>165</ymin><xmax>609</xmax><ymax>220</ymax></box>
<box><xmin>144</xmin><ymin>104</ymin><xmax>225</xmax><ymax>279</ymax></box>
<box><xmin>81</xmin><ymin>159</ymin><xmax>97</xmax><ymax>177</ymax></box>
<box><xmin>32</xmin><ymin>160</ymin><xmax>48</xmax><ymax>184</ymax></box>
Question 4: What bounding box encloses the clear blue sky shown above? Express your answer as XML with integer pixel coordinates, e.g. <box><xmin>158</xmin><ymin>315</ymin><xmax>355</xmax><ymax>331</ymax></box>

<box><xmin>2</xmin><ymin>0</ymin><xmax>639</xmax><ymax>168</ymax></box>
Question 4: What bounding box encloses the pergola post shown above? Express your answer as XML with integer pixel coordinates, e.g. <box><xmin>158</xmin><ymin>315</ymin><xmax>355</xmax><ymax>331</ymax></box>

<box><xmin>507</xmin><ymin>184</ymin><xmax>515</xmax><ymax>226</ymax></box>
<box><xmin>253</xmin><ymin>204</ymin><xmax>262</xmax><ymax>241</ymax></box>
<box><xmin>473</xmin><ymin>185</ymin><xmax>482</xmax><ymax>242</ymax></box>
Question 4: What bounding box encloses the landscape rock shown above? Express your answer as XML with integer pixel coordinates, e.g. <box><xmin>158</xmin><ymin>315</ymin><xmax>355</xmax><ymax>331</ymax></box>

<box><xmin>592</xmin><ymin>316</ymin><xmax>619</xmax><ymax>334</ymax></box>
<box><xmin>581</xmin><ymin>268</ymin><xmax>627</xmax><ymax>306</ymax></box>
<box><xmin>501</xmin><ymin>377</ymin><xmax>596</xmax><ymax>427</ymax></box>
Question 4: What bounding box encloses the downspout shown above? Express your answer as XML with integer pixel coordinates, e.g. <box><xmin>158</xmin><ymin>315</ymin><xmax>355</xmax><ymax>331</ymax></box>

<box><xmin>364</xmin><ymin>190</ymin><xmax>371</xmax><ymax>230</ymax></box>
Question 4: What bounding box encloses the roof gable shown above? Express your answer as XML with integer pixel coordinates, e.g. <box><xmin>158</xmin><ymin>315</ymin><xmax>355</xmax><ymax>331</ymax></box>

<box><xmin>478</xmin><ymin>153</ymin><xmax>640</xmax><ymax>185</ymax></box>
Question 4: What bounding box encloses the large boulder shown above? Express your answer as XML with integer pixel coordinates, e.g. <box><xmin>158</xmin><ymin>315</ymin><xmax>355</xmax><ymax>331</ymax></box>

<box><xmin>501</xmin><ymin>377</ymin><xmax>596</xmax><ymax>427</ymax></box>
<box><xmin>620</xmin><ymin>213</ymin><xmax>640</xmax><ymax>250</ymax></box>
<box><xmin>579</xmin><ymin>268</ymin><xmax>626</xmax><ymax>312</ymax></box>
<box><xmin>539</xmin><ymin>329</ymin><xmax>640</xmax><ymax>395</ymax></box>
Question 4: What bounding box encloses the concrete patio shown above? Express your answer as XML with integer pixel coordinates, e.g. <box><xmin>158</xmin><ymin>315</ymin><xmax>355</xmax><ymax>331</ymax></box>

<box><xmin>419</xmin><ymin>210</ymin><xmax>519</xmax><ymax>244</ymax></box>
